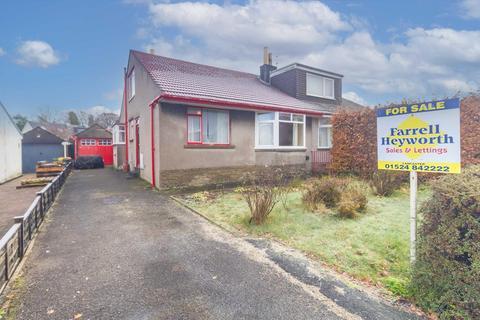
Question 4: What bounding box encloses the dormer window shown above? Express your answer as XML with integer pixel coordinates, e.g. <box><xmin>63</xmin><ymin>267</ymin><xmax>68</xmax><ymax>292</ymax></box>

<box><xmin>306</xmin><ymin>73</ymin><xmax>334</xmax><ymax>99</ymax></box>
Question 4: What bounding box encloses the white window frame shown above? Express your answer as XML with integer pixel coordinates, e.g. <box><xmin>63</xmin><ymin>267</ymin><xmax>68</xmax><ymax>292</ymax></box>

<box><xmin>80</xmin><ymin>139</ymin><xmax>96</xmax><ymax>146</ymax></box>
<box><xmin>186</xmin><ymin>108</ymin><xmax>230</xmax><ymax>145</ymax></box>
<box><xmin>318</xmin><ymin>116</ymin><xmax>333</xmax><ymax>149</ymax></box>
<box><xmin>306</xmin><ymin>73</ymin><xmax>335</xmax><ymax>100</ymax></box>
<box><xmin>113</xmin><ymin>125</ymin><xmax>125</xmax><ymax>145</ymax></box>
<box><xmin>99</xmin><ymin>139</ymin><xmax>112</xmax><ymax>146</ymax></box>
<box><xmin>255</xmin><ymin>112</ymin><xmax>306</xmax><ymax>150</ymax></box>
<box><xmin>128</xmin><ymin>68</ymin><xmax>135</xmax><ymax>100</ymax></box>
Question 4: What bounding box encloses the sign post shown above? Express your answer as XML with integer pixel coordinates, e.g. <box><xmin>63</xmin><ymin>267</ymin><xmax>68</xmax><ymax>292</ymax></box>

<box><xmin>376</xmin><ymin>98</ymin><xmax>461</xmax><ymax>264</ymax></box>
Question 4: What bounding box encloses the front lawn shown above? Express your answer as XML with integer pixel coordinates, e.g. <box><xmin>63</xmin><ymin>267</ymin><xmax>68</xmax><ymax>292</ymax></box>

<box><xmin>181</xmin><ymin>184</ymin><xmax>431</xmax><ymax>296</ymax></box>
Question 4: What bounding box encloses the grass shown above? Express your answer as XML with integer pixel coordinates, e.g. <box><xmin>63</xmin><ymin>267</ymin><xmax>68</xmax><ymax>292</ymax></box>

<box><xmin>182</xmin><ymin>183</ymin><xmax>431</xmax><ymax>297</ymax></box>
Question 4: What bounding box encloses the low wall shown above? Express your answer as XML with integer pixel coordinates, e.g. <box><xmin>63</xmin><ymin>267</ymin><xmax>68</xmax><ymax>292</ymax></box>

<box><xmin>159</xmin><ymin>164</ymin><xmax>309</xmax><ymax>192</ymax></box>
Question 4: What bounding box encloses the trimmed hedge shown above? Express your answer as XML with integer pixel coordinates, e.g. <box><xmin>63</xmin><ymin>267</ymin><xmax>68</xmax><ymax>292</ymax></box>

<box><xmin>410</xmin><ymin>166</ymin><xmax>480</xmax><ymax>319</ymax></box>
<box><xmin>330</xmin><ymin>96</ymin><xmax>480</xmax><ymax>175</ymax></box>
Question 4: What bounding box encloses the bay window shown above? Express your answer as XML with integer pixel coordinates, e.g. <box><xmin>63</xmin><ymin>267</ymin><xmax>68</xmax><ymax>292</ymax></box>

<box><xmin>256</xmin><ymin>112</ymin><xmax>306</xmax><ymax>149</ymax></box>
<box><xmin>187</xmin><ymin>108</ymin><xmax>229</xmax><ymax>145</ymax></box>
<box><xmin>318</xmin><ymin>117</ymin><xmax>332</xmax><ymax>149</ymax></box>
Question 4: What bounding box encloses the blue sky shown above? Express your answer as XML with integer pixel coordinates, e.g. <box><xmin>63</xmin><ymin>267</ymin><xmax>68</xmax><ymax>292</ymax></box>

<box><xmin>1</xmin><ymin>0</ymin><xmax>479</xmax><ymax>119</ymax></box>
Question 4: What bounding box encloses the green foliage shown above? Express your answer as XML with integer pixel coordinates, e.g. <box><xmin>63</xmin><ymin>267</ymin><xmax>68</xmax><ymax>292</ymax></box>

<box><xmin>67</xmin><ymin>111</ymin><xmax>80</xmax><ymax>125</ymax></box>
<box><xmin>369</xmin><ymin>170</ymin><xmax>405</xmax><ymax>196</ymax></box>
<box><xmin>337</xmin><ymin>182</ymin><xmax>369</xmax><ymax>219</ymax></box>
<box><xmin>410</xmin><ymin>165</ymin><xmax>480</xmax><ymax>319</ymax></box>
<box><xmin>382</xmin><ymin>277</ymin><xmax>410</xmax><ymax>297</ymax></box>
<box><xmin>302</xmin><ymin>177</ymin><xmax>344</xmax><ymax>209</ymax></box>
<box><xmin>12</xmin><ymin>114</ymin><xmax>28</xmax><ymax>131</ymax></box>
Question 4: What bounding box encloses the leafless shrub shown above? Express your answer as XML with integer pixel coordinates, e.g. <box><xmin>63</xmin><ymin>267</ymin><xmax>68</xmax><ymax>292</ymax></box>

<box><xmin>239</xmin><ymin>167</ymin><xmax>289</xmax><ymax>225</ymax></box>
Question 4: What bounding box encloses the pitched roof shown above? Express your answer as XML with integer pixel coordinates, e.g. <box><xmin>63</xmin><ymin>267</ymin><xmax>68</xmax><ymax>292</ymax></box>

<box><xmin>341</xmin><ymin>98</ymin><xmax>368</xmax><ymax>111</ymax></box>
<box><xmin>0</xmin><ymin>100</ymin><xmax>22</xmax><ymax>137</ymax></box>
<box><xmin>26</xmin><ymin>121</ymin><xmax>75</xmax><ymax>140</ymax></box>
<box><xmin>75</xmin><ymin>124</ymin><xmax>112</xmax><ymax>139</ymax></box>
<box><xmin>23</xmin><ymin>126</ymin><xmax>64</xmax><ymax>144</ymax></box>
<box><xmin>131</xmin><ymin>50</ymin><xmax>333</xmax><ymax>115</ymax></box>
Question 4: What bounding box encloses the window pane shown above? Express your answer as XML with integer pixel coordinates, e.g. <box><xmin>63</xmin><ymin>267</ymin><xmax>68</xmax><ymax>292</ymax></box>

<box><xmin>319</xmin><ymin>127</ymin><xmax>332</xmax><ymax>148</ymax></box>
<box><xmin>279</xmin><ymin>113</ymin><xmax>291</xmax><ymax>121</ymax></box>
<box><xmin>188</xmin><ymin>116</ymin><xmax>201</xmax><ymax>142</ymax></box>
<box><xmin>187</xmin><ymin>107</ymin><xmax>202</xmax><ymax>115</ymax></box>
<box><xmin>306</xmin><ymin>73</ymin><xmax>324</xmax><ymax>97</ymax></box>
<box><xmin>324</xmin><ymin>78</ymin><xmax>334</xmax><ymax>98</ymax></box>
<box><xmin>280</xmin><ymin>122</ymin><xmax>304</xmax><ymax>146</ymax></box>
<box><xmin>257</xmin><ymin>112</ymin><xmax>275</xmax><ymax>121</ymax></box>
<box><xmin>293</xmin><ymin>123</ymin><xmax>304</xmax><ymax>146</ymax></box>
<box><xmin>202</xmin><ymin>110</ymin><xmax>229</xmax><ymax>144</ymax></box>
<box><xmin>319</xmin><ymin>117</ymin><xmax>330</xmax><ymax>125</ymax></box>
<box><xmin>258</xmin><ymin>123</ymin><xmax>274</xmax><ymax>146</ymax></box>
<box><xmin>292</xmin><ymin>114</ymin><xmax>304</xmax><ymax>122</ymax></box>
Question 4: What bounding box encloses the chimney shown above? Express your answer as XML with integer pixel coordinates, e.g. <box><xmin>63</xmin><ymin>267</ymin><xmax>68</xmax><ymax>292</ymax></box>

<box><xmin>149</xmin><ymin>48</ymin><xmax>155</xmax><ymax>55</ymax></box>
<box><xmin>260</xmin><ymin>47</ymin><xmax>277</xmax><ymax>84</ymax></box>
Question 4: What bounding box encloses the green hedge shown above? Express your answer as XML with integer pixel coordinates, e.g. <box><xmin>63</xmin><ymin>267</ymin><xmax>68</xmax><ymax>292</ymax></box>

<box><xmin>411</xmin><ymin>166</ymin><xmax>480</xmax><ymax>319</ymax></box>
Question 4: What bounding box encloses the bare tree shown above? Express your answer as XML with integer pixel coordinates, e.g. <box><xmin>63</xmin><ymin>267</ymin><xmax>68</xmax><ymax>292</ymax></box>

<box><xmin>37</xmin><ymin>106</ymin><xmax>59</xmax><ymax>123</ymax></box>
<box><xmin>94</xmin><ymin>112</ymin><xmax>118</xmax><ymax>128</ymax></box>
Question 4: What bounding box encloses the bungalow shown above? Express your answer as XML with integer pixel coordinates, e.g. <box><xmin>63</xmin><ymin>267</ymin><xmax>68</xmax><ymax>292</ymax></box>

<box><xmin>0</xmin><ymin>100</ymin><xmax>22</xmax><ymax>183</ymax></box>
<box><xmin>72</xmin><ymin>124</ymin><xmax>113</xmax><ymax>166</ymax></box>
<box><xmin>120</xmin><ymin>48</ymin><xmax>364</xmax><ymax>189</ymax></box>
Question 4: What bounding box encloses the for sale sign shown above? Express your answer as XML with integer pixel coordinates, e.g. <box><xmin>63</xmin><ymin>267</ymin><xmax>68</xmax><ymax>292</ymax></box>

<box><xmin>376</xmin><ymin>98</ymin><xmax>461</xmax><ymax>173</ymax></box>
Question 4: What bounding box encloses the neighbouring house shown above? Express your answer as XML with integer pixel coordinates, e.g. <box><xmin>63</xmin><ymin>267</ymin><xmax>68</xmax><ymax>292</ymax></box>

<box><xmin>0</xmin><ymin>101</ymin><xmax>22</xmax><ymax>183</ymax></box>
<box><xmin>22</xmin><ymin>127</ymin><xmax>65</xmax><ymax>173</ymax></box>
<box><xmin>112</xmin><ymin>121</ymin><xmax>126</xmax><ymax>169</ymax></box>
<box><xmin>72</xmin><ymin>124</ymin><xmax>113</xmax><ymax>165</ymax></box>
<box><xmin>120</xmin><ymin>48</ymin><xmax>364</xmax><ymax>189</ymax></box>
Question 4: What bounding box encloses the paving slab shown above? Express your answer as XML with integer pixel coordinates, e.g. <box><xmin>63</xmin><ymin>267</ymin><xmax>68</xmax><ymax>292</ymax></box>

<box><xmin>0</xmin><ymin>174</ymin><xmax>42</xmax><ymax>236</ymax></box>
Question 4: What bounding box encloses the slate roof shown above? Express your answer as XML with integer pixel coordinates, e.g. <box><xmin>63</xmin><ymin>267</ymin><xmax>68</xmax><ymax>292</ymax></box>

<box><xmin>23</xmin><ymin>126</ymin><xmax>64</xmax><ymax>144</ymax></box>
<box><xmin>75</xmin><ymin>124</ymin><xmax>112</xmax><ymax>139</ymax></box>
<box><xmin>132</xmin><ymin>50</ymin><xmax>335</xmax><ymax>114</ymax></box>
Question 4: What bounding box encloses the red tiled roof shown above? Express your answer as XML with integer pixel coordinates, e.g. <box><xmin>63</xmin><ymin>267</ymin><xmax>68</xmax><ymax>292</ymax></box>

<box><xmin>131</xmin><ymin>50</ymin><xmax>331</xmax><ymax>115</ymax></box>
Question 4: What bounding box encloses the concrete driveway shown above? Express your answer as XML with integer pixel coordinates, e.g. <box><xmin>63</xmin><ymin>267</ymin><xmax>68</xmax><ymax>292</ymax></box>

<box><xmin>7</xmin><ymin>169</ymin><xmax>419</xmax><ymax>320</ymax></box>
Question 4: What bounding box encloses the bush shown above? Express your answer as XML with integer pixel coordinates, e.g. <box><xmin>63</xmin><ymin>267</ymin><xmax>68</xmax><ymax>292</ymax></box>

<box><xmin>239</xmin><ymin>167</ymin><xmax>288</xmax><ymax>225</ymax></box>
<box><xmin>410</xmin><ymin>166</ymin><xmax>480</xmax><ymax>319</ymax></box>
<box><xmin>302</xmin><ymin>177</ymin><xmax>345</xmax><ymax>210</ymax></box>
<box><xmin>337</xmin><ymin>182</ymin><xmax>369</xmax><ymax>218</ymax></box>
<box><xmin>369</xmin><ymin>170</ymin><xmax>405</xmax><ymax>196</ymax></box>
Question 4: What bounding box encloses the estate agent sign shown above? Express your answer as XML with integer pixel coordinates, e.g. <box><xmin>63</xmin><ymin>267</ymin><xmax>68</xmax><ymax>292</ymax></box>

<box><xmin>376</xmin><ymin>98</ymin><xmax>461</xmax><ymax>263</ymax></box>
<box><xmin>377</xmin><ymin>98</ymin><xmax>461</xmax><ymax>173</ymax></box>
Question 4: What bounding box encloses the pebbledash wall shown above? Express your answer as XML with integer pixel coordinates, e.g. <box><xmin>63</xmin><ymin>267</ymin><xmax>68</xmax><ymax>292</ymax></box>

<box><xmin>158</xmin><ymin>103</ymin><xmax>318</xmax><ymax>189</ymax></box>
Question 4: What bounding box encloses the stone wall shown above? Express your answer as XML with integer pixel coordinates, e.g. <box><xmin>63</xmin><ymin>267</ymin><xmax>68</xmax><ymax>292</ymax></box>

<box><xmin>159</xmin><ymin>164</ymin><xmax>309</xmax><ymax>192</ymax></box>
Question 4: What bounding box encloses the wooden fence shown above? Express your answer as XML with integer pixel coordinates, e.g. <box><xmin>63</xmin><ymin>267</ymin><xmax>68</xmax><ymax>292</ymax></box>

<box><xmin>311</xmin><ymin>150</ymin><xmax>331</xmax><ymax>173</ymax></box>
<box><xmin>0</xmin><ymin>163</ymin><xmax>73</xmax><ymax>293</ymax></box>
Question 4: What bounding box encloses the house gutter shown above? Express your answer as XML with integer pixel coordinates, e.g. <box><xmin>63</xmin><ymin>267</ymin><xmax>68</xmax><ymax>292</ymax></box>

<box><xmin>158</xmin><ymin>93</ymin><xmax>329</xmax><ymax>116</ymax></box>
<box><xmin>149</xmin><ymin>95</ymin><xmax>161</xmax><ymax>188</ymax></box>
<box><xmin>123</xmin><ymin>67</ymin><xmax>130</xmax><ymax>172</ymax></box>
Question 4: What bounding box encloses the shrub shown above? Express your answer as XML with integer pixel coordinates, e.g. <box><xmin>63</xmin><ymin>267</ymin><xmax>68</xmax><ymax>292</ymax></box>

<box><xmin>337</xmin><ymin>182</ymin><xmax>369</xmax><ymax>218</ymax></box>
<box><xmin>410</xmin><ymin>165</ymin><xmax>480</xmax><ymax>319</ymax></box>
<box><xmin>302</xmin><ymin>177</ymin><xmax>345</xmax><ymax>210</ymax></box>
<box><xmin>369</xmin><ymin>170</ymin><xmax>405</xmax><ymax>196</ymax></box>
<box><xmin>239</xmin><ymin>167</ymin><xmax>288</xmax><ymax>225</ymax></box>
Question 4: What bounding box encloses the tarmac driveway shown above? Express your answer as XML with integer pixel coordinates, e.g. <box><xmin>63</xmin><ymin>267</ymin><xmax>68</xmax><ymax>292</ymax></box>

<box><xmin>8</xmin><ymin>169</ymin><xmax>419</xmax><ymax>320</ymax></box>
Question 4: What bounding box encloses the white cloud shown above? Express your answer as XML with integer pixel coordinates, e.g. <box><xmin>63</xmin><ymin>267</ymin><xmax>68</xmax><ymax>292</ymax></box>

<box><xmin>84</xmin><ymin>106</ymin><xmax>119</xmax><ymax>115</ymax></box>
<box><xmin>0</xmin><ymin>48</ymin><xmax>5</xmax><ymax>56</ymax></box>
<box><xmin>103</xmin><ymin>88</ymin><xmax>123</xmax><ymax>101</ymax></box>
<box><xmin>16</xmin><ymin>40</ymin><xmax>60</xmax><ymax>68</ymax></box>
<box><xmin>461</xmin><ymin>0</ymin><xmax>480</xmax><ymax>19</ymax></box>
<box><xmin>343</xmin><ymin>91</ymin><xmax>368</xmax><ymax>105</ymax></box>
<box><xmin>133</xmin><ymin>0</ymin><xmax>480</xmax><ymax>102</ymax></box>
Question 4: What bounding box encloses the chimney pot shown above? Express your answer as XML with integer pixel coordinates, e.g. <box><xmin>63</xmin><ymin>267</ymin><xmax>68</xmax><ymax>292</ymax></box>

<box><xmin>149</xmin><ymin>48</ymin><xmax>155</xmax><ymax>55</ymax></box>
<box><xmin>263</xmin><ymin>47</ymin><xmax>269</xmax><ymax>65</ymax></box>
